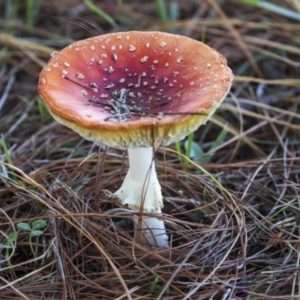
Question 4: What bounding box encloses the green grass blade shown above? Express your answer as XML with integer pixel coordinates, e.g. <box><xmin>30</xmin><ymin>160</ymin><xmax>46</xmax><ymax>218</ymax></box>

<box><xmin>169</xmin><ymin>2</ymin><xmax>179</xmax><ymax>21</ymax></box>
<box><xmin>175</xmin><ymin>141</ymin><xmax>182</xmax><ymax>162</ymax></box>
<box><xmin>234</xmin><ymin>0</ymin><xmax>300</xmax><ymax>21</ymax></box>
<box><xmin>258</xmin><ymin>1</ymin><xmax>300</xmax><ymax>21</ymax></box>
<box><xmin>184</xmin><ymin>132</ymin><xmax>194</xmax><ymax>161</ymax></box>
<box><xmin>0</xmin><ymin>134</ymin><xmax>20</xmax><ymax>184</ymax></box>
<box><xmin>148</xmin><ymin>277</ymin><xmax>159</xmax><ymax>295</ymax></box>
<box><xmin>201</xmin><ymin>127</ymin><xmax>228</xmax><ymax>163</ymax></box>
<box><xmin>234</xmin><ymin>0</ymin><xmax>258</xmax><ymax>4</ymax></box>
<box><xmin>155</xmin><ymin>0</ymin><xmax>168</xmax><ymax>22</ymax></box>
<box><xmin>83</xmin><ymin>0</ymin><xmax>117</xmax><ymax>28</ymax></box>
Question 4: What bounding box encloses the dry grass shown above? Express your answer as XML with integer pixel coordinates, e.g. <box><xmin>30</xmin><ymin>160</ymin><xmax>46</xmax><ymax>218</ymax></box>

<box><xmin>1</xmin><ymin>0</ymin><xmax>300</xmax><ymax>299</ymax></box>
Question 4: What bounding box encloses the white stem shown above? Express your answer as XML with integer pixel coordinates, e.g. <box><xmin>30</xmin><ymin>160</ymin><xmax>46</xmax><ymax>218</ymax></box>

<box><xmin>115</xmin><ymin>147</ymin><xmax>168</xmax><ymax>247</ymax></box>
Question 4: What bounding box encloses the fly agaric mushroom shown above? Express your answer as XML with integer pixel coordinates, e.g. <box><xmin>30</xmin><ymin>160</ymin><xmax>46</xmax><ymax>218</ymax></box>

<box><xmin>38</xmin><ymin>31</ymin><xmax>233</xmax><ymax>247</ymax></box>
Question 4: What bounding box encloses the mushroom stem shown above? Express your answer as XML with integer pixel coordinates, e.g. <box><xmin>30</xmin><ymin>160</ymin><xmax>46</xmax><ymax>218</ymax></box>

<box><xmin>115</xmin><ymin>147</ymin><xmax>169</xmax><ymax>247</ymax></box>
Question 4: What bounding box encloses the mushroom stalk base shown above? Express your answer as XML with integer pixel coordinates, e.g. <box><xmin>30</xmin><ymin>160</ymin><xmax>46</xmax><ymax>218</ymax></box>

<box><xmin>114</xmin><ymin>147</ymin><xmax>168</xmax><ymax>247</ymax></box>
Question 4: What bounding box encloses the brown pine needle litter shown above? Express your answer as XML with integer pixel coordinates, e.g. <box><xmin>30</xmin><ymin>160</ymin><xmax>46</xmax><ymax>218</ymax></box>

<box><xmin>1</xmin><ymin>0</ymin><xmax>300</xmax><ymax>299</ymax></box>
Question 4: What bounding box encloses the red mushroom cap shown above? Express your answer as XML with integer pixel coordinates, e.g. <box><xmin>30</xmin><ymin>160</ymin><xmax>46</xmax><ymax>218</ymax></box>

<box><xmin>39</xmin><ymin>31</ymin><xmax>233</xmax><ymax>149</ymax></box>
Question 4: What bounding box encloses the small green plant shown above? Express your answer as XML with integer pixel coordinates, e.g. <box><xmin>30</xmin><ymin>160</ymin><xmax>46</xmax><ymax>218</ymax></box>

<box><xmin>0</xmin><ymin>231</ymin><xmax>18</xmax><ymax>279</ymax></box>
<box><xmin>17</xmin><ymin>219</ymin><xmax>47</xmax><ymax>257</ymax></box>
<box><xmin>0</xmin><ymin>231</ymin><xmax>18</xmax><ymax>259</ymax></box>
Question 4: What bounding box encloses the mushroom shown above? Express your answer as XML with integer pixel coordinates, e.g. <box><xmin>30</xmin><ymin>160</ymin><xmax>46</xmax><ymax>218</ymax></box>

<box><xmin>38</xmin><ymin>31</ymin><xmax>233</xmax><ymax>247</ymax></box>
